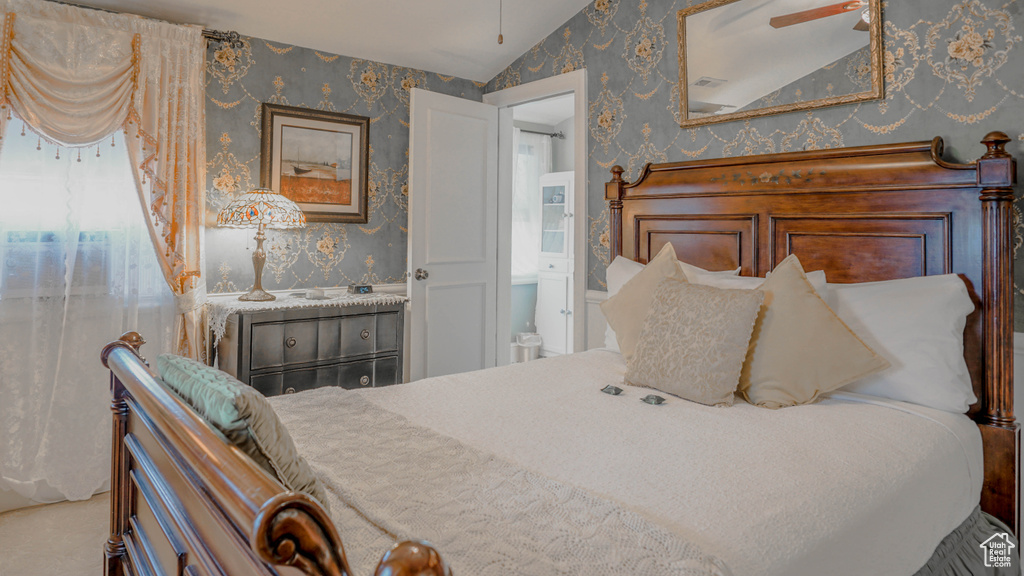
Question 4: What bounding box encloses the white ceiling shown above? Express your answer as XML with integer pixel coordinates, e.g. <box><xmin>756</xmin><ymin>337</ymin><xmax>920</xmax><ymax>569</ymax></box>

<box><xmin>71</xmin><ymin>0</ymin><xmax>592</xmax><ymax>82</ymax></box>
<box><xmin>513</xmin><ymin>93</ymin><xmax>575</xmax><ymax>126</ymax></box>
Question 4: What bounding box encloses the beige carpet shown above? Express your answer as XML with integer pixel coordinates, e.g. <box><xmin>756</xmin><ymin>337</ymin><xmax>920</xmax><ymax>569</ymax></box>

<box><xmin>0</xmin><ymin>493</ymin><xmax>108</xmax><ymax>576</ymax></box>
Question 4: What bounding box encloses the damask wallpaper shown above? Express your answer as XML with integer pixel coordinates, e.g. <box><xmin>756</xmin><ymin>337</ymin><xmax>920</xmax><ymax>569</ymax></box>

<box><xmin>485</xmin><ymin>0</ymin><xmax>1024</xmax><ymax>328</ymax></box>
<box><xmin>204</xmin><ymin>38</ymin><xmax>483</xmax><ymax>294</ymax></box>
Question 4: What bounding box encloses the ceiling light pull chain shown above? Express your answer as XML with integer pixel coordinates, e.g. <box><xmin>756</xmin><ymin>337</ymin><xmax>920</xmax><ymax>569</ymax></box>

<box><xmin>497</xmin><ymin>0</ymin><xmax>503</xmax><ymax>44</ymax></box>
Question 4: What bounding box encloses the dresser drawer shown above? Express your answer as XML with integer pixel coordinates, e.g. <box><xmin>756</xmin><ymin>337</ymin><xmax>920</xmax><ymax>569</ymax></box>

<box><xmin>249</xmin><ymin>312</ymin><xmax>401</xmax><ymax>371</ymax></box>
<box><xmin>249</xmin><ymin>356</ymin><xmax>400</xmax><ymax>397</ymax></box>
<box><xmin>250</xmin><ymin>320</ymin><xmax>319</xmax><ymax>370</ymax></box>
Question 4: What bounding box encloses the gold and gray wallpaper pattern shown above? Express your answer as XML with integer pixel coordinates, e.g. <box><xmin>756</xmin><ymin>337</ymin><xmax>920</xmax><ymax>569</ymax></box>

<box><xmin>204</xmin><ymin>38</ymin><xmax>483</xmax><ymax>293</ymax></box>
<box><xmin>486</xmin><ymin>0</ymin><xmax>1024</xmax><ymax>329</ymax></box>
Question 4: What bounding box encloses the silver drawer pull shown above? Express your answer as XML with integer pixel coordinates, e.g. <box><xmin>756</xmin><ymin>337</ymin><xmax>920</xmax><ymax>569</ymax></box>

<box><xmin>284</xmin><ymin>387</ymin><xmax>296</xmax><ymax>394</ymax></box>
<box><xmin>548</xmin><ymin>264</ymin><xmax>555</xmax><ymax>269</ymax></box>
<box><xmin>360</xmin><ymin>329</ymin><xmax>371</xmax><ymax>340</ymax></box>
<box><xmin>286</xmin><ymin>337</ymin><xmax>297</xmax><ymax>348</ymax></box>
<box><xmin>359</xmin><ymin>375</ymin><xmax>370</xmax><ymax>386</ymax></box>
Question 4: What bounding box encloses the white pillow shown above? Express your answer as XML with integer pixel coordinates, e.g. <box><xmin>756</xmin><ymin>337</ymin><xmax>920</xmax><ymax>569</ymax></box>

<box><xmin>602</xmin><ymin>256</ymin><xmax>741</xmax><ymax>350</ymax></box>
<box><xmin>829</xmin><ymin>274</ymin><xmax>976</xmax><ymax>412</ymax></box>
<box><xmin>687</xmin><ymin>268</ymin><xmax>827</xmax><ymax>295</ymax></box>
<box><xmin>679</xmin><ymin>261</ymin><xmax>741</xmax><ymax>279</ymax></box>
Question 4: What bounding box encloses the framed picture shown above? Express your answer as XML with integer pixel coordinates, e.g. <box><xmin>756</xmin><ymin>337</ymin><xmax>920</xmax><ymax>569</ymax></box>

<box><xmin>260</xmin><ymin>103</ymin><xmax>369</xmax><ymax>223</ymax></box>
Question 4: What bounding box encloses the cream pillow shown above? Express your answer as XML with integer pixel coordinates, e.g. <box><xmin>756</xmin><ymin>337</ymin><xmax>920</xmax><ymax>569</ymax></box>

<box><xmin>603</xmin><ymin>254</ymin><xmax>738</xmax><ymax>351</ymax></box>
<box><xmin>600</xmin><ymin>243</ymin><xmax>685</xmax><ymax>360</ymax></box>
<box><xmin>626</xmin><ymin>278</ymin><xmax>764</xmax><ymax>406</ymax></box>
<box><xmin>738</xmin><ymin>255</ymin><xmax>889</xmax><ymax>409</ymax></box>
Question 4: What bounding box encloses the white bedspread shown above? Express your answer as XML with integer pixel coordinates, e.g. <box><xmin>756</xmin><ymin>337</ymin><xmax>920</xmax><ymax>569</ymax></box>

<box><xmin>351</xmin><ymin>349</ymin><xmax>983</xmax><ymax>576</ymax></box>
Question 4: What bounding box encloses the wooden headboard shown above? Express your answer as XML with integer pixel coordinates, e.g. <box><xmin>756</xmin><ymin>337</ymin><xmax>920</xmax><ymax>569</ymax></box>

<box><xmin>606</xmin><ymin>132</ymin><xmax>1019</xmax><ymax>534</ymax></box>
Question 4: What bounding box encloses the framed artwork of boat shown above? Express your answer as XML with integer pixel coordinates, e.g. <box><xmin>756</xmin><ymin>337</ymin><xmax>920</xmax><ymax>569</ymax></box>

<box><xmin>260</xmin><ymin>104</ymin><xmax>370</xmax><ymax>223</ymax></box>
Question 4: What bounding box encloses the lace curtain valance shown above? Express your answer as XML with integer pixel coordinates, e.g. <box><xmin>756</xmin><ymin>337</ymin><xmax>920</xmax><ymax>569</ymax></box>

<box><xmin>0</xmin><ymin>0</ymin><xmax>207</xmax><ymax>358</ymax></box>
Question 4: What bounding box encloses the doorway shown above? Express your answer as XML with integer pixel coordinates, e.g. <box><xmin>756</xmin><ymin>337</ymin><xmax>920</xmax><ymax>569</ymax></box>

<box><xmin>506</xmin><ymin>94</ymin><xmax>575</xmax><ymax>360</ymax></box>
<box><xmin>484</xmin><ymin>69</ymin><xmax>587</xmax><ymax>366</ymax></box>
<box><xmin>407</xmin><ymin>71</ymin><xmax>586</xmax><ymax>380</ymax></box>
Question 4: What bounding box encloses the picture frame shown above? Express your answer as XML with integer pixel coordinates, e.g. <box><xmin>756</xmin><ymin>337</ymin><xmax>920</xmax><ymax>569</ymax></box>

<box><xmin>260</xmin><ymin>103</ymin><xmax>370</xmax><ymax>223</ymax></box>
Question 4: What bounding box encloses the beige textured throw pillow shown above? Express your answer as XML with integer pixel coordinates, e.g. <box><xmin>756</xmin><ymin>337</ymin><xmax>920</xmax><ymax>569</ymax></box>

<box><xmin>738</xmin><ymin>255</ymin><xmax>890</xmax><ymax>409</ymax></box>
<box><xmin>626</xmin><ymin>278</ymin><xmax>764</xmax><ymax>406</ymax></box>
<box><xmin>600</xmin><ymin>243</ymin><xmax>686</xmax><ymax>361</ymax></box>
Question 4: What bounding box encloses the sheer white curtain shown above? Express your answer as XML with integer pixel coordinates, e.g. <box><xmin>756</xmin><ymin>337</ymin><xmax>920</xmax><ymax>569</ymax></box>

<box><xmin>0</xmin><ymin>118</ymin><xmax>175</xmax><ymax>504</ymax></box>
<box><xmin>1</xmin><ymin>0</ymin><xmax>207</xmax><ymax>360</ymax></box>
<box><xmin>511</xmin><ymin>128</ymin><xmax>551</xmax><ymax>280</ymax></box>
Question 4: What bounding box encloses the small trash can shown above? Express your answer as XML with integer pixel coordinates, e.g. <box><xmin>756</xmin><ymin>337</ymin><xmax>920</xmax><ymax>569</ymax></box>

<box><xmin>514</xmin><ymin>332</ymin><xmax>542</xmax><ymax>362</ymax></box>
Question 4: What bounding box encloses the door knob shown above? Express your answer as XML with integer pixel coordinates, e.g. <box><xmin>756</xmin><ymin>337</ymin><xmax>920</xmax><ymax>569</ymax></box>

<box><xmin>565</xmin><ymin>310</ymin><xmax>573</xmax><ymax>316</ymax></box>
<box><xmin>414</xmin><ymin>268</ymin><xmax>429</xmax><ymax>281</ymax></box>
<box><xmin>548</xmin><ymin>264</ymin><xmax>555</xmax><ymax>269</ymax></box>
<box><xmin>559</xmin><ymin>309</ymin><xmax>566</xmax><ymax>315</ymax></box>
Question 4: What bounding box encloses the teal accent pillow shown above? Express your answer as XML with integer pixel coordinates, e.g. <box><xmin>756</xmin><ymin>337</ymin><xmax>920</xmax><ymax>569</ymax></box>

<box><xmin>156</xmin><ymin>354</ymin><xmax>329</xmax><ymax>511</ymax></box>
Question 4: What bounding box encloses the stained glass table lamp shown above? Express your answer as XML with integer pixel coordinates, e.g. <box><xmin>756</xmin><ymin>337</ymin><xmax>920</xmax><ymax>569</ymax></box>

<box><xmin>217</xmin><ymin>188</ymin><xmax>306</xmax><ymax>301</ymax></box>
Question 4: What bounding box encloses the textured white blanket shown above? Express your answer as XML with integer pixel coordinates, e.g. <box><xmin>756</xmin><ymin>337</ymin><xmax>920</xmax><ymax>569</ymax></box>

<box><xmin>272</xmin><ymin>388</ymin><xmax>730</xmax><ymax>576</ymax></box>
<box><xmin>352</xmin><ymin>350</ymin><xmax>983</xmax><ymax>576</ymax></box>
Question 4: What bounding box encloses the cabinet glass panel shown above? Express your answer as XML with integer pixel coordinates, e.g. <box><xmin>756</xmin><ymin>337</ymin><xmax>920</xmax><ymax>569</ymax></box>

<box><xmin>541</xmin><ymin>185</ymin><xmax>567</xmax><ymax>255</ymax></box>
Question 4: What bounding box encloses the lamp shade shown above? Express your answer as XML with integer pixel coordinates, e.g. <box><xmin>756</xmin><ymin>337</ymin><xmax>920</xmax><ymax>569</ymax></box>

<box><xmin>217</xmin><ymin>188</ymin><xmax>306</xmax><ymax>229</ymax></box>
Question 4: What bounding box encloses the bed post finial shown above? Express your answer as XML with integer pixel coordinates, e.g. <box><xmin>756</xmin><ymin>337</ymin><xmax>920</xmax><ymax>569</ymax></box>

<box><xmin>606</xmin><ymin>166</ymin><xmax>626</xmax><ymax>260</ymax></box>
<box><xmin>981</xmin><ymin>131</ymin><xmax>1012</xmax><ymax>159</ymax></box>
<box><xmin>374</xmin><ymin>540</ymin><xmax>451</xmax><ymax>576</ymax></box>
<box><xmin>976</xmin><ymin>130</ymin><xmax>1019</xmax><ymax>537</ymax></box>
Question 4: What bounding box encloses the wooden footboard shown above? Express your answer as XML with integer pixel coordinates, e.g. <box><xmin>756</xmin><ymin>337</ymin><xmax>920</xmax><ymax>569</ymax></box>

<box><xmin>101</xmin><ymin>332</ymin><xmax>449</xmax><ymax>576</ymax></box>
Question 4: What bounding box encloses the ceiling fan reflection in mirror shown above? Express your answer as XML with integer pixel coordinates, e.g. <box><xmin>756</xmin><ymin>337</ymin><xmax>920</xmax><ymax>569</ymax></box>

<box><xmin>770</xmin><ymin>0</ymin><xmax>870</xmax><ymax>31</ymax></box>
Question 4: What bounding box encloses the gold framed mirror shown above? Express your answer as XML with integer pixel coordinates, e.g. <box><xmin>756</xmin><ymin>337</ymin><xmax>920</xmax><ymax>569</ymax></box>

<box><xmin>676</xmin><ymin>0</ymin><xmax>883</xmax><ymax>128</ymax></box>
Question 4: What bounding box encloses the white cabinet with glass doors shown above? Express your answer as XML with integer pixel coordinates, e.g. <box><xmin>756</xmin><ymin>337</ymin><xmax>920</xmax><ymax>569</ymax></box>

<box><xmin>535</xmin><ymin>171</ymin><xmax>574</xmax><ymax>356</ymax></box>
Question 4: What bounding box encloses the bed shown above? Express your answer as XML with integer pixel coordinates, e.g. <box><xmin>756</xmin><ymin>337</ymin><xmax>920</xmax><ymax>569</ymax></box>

<box><xmin>100</xmin><ymin>131</ymin><xmax>1018</xmax><ymax>575</ymax></box>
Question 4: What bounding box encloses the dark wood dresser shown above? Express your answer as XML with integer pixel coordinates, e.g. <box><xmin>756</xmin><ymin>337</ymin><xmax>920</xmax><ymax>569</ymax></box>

<box><xmin>214</xmin><ymin>299</ymin><xmax>405</xmax><ymax>397</ymax></box>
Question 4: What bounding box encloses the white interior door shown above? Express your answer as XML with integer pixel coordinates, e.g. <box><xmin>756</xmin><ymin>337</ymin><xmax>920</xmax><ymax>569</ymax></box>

<box><xmin>408</xmin><ymin>88</ymin><xmax>498</xmax><ymax>380</ymax></box>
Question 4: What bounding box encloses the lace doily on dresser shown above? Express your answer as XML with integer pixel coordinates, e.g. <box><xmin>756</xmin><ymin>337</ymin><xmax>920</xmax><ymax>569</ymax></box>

<box><xmin>206</xmin><ymin>293</ymin><xmax>408</xmax><ymax>342</ymax></box>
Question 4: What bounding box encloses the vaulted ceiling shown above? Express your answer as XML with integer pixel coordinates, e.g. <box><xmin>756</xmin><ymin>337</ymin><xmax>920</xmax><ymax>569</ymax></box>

<box><xmin>72</xmin><ymin>0</ymin><xmax>593</xmax><ymax>82</ymax></box>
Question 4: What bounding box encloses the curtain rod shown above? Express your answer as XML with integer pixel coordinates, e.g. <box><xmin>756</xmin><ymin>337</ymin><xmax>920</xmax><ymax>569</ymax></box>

<box><xmin>520</xmin><ymin>129</ymin><xmax>566</xmax><ymax>140</ymax></box>
<box><xmin>51</xmin><ymin>1</ymin><xmax>243</xmax><ymax>48</ymax></box>
<box><xmin>202</xmin><ymin>29</ymin><xmax>244</xmax><ymax>48</ymax></box>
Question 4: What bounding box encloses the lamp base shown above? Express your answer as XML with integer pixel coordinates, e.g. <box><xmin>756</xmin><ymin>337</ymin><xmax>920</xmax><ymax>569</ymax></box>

<box><xmin>238</xmin><ymin>287</ymin><xmax>276</xmax><ymax>302</ymax></box>
<box><xmin>240</xmin><ymin>223</ymin><xmax>275</xmax><ymax>302</ymax></box>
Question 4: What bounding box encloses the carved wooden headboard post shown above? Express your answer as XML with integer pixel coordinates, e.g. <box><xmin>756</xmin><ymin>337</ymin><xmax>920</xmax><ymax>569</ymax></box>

<box><xmin>977</xmin><ymin>131</ymin><xmax>1019</xmax><ymax>535</ymax></box>
<box><xmin>606</xmin><ymin>165</ymin><xmax>626</xmax><ymax>261</ymax></box>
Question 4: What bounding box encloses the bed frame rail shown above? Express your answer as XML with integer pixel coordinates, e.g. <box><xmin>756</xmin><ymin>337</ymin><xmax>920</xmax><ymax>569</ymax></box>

<box><xmin>101</xmin><ymin>332</ymin><xmax>449</xmax><ymax>576</ymax></box>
